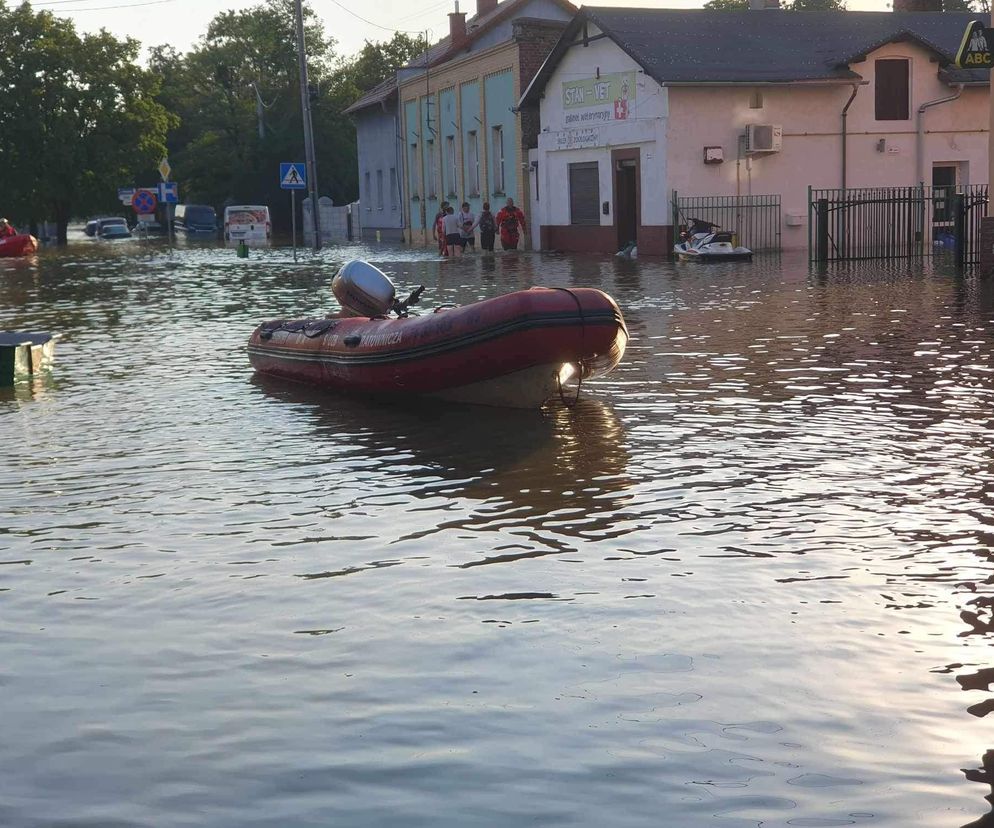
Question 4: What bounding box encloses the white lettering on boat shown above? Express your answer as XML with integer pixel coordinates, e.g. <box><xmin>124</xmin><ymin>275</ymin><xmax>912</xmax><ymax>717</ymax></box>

<box><xmin>361</xmin><ymin>332</ymin><xmax>403</xmax><ymax>348</ymax></box>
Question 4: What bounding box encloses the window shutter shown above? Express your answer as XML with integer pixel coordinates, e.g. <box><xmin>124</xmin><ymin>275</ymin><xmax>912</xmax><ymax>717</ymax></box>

<box><xmin>569</xmin><ymin>162</ymin><xmax>600</xmax><ymax>226</ymax></box>
<box><xmin>875</xmin><ymin>59</ymin><xmax>910</xmax><ymax>121</ymax></box>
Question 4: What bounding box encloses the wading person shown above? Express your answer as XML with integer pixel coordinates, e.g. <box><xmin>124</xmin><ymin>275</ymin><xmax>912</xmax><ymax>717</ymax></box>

<box><xmin>458</xmin><ymin>202</ymin><xmax>476</xmax><ymax>252</ymax></box>
<box><xmin>478</xmin><ymin>202</ymin><xmax>496</xmax><ymax>252</ymax></box>
<box><xmin>432</xmin><ymin>201</ymin><xmax>450</xmax><ymax>257</ymax></box>
<box><xmin>495</xmin><ymin>198</ymin><xmax>526</xmax><ymax>251</ymax></box>
<box><xmin>442</xmin><ymin>205</ymin><xmax>463</xmax><ymax>258</ymax></box>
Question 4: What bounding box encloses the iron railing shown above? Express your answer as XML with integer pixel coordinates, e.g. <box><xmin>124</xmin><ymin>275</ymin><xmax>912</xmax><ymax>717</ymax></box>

<box><xmin>809</xmin><ymin>184</ymin><xmax>988</xmax><ymax>266</ymax></box>
<box><xmin>673</xmin><ymin>193</ymin><xmax>782</xmax><ymax>253</ymax></box>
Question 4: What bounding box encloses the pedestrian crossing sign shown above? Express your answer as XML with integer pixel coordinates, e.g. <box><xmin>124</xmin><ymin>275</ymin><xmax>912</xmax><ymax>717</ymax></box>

<box><xmin>280</xmin><ymin>162</ymin><xmax>307</xmax><ymax>190</ymax></box>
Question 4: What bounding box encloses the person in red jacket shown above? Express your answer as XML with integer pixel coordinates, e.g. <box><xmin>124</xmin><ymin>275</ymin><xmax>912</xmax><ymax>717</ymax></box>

<box><xmin>495</xmin><ymin>198</ymin><xmax>526</xmax><ymax>250</ymax></box>
<box><xmin>0</xmin><ymin>218</ymin><xmax>17</xmax><ymax>238</ymax></box>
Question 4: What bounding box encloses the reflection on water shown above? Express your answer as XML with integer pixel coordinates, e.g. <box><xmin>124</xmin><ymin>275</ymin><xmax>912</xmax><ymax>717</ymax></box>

<box><xmin>252</xmin><ymin>377</ymin><xmax>631</xmax><ymax>565</ymax></box>
<box><xmin>1</xmin><ymin>240</ymin><xmax>994</xmax><ymax>826</ymax></box>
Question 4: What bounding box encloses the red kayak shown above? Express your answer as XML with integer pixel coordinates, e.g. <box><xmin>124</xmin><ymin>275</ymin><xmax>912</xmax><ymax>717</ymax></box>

<box><xmin>0</xmin><ymin>234</ymin><xmax>38</xmax><ymax>258</ymax></box>
<box><xmin>248</xmin><ymin>281</ymin><xmax>628</xmax><ymax>409</ymax></box>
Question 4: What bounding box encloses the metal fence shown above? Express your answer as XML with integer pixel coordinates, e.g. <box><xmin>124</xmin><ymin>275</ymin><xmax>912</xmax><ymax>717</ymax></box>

<box><xmin>672</xmin><ymin>193</ymin><xmax>782</xmax><ymax>253</ymax></box>
<box><xmin>808</xmin><ymin>184</ymin><xmax>989</xmax><ymax>266</ymax></box>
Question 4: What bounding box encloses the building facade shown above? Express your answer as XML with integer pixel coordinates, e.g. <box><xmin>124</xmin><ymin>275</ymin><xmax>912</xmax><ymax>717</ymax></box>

<box><xmin>398</xmin><ymin>0</ymin><xmax>573</xmax><ymax>247</ymax></box>
<box><xmin>346</xmin><ymin>0</ymin><xmax>573</xmax><ymax>247</ymax></box>
<box><xmin>522</xmin><ymin>8</ymin><xmax>990</xmax><ymax>254</ymax></box>
<box><xmin>346</xmin><ymin>80</ymin><xmax>406</xmax><ymax>243</ymax></box>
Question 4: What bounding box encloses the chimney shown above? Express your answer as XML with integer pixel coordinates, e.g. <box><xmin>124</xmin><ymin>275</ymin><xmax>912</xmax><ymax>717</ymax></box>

<box><xmin>449</xmin><ymin>2</ymin><xmax>468</xmax><ymax>50</ymax></box>
<box><xmin>477</xmin><ymin>0</ymin><xmax>497</xmax><ymax>16</ymax></box>
<box><xmin>892</xmin><ymin>0</ymin><xmax>941</xmax><ymax>9</ymax></box>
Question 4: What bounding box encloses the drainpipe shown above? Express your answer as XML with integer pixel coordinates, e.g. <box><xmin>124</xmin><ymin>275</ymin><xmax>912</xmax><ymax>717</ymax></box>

<box><xmin>917</xmin><ymin>84</ymin><xmax>964</xmax><ymax>185</ymax></box>
<box><xmin>840</xmin><ymin>83</ymin><xmax>859</xmax><ymax>190</ymax></box>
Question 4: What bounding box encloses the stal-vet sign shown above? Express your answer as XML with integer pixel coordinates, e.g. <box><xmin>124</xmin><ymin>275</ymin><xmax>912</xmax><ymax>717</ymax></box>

<box><xmin>562</xmin><ymin>71</ymin><xmax>636</xmax><ymax>127</ymax></box>
<box><xmin>956</xmin><ymin>21</ymin><xmax>992</xmax><ymax>68</ymax></box>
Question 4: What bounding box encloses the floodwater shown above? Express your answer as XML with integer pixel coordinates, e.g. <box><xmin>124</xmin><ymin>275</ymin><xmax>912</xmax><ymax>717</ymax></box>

<box><xmin>1</xmin><ymin>235</ymin><xmax>993</xmax><ymax>828</ymax></box>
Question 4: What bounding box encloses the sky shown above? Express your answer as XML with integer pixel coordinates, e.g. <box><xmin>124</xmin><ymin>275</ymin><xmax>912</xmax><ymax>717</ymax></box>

<box><xmin>42</xmin><ymin>0</ymin><xmax>896</xmax><ymax>63</ymax></box>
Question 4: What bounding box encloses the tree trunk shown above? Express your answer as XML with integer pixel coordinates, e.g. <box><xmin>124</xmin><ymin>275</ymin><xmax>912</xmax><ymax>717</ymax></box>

<box><xmin>54</xmin><ymin>204</ymin><xmax>70</xmax><ymax>245</ymax></box>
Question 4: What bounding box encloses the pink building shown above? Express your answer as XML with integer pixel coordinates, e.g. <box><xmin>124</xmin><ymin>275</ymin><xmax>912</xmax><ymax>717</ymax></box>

<box><xmin>520</xmin><ymin>7</ymin><xmax>989</xmax><ymax>254</ymax></box>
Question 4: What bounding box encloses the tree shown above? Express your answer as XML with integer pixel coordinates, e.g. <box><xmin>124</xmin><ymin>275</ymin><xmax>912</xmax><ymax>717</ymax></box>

<box><xmin>150</xmin><ymin>0</ymin><xmax>362</xmax><ymax>227</ymax></box>
<box><xmin>0</xmin><ymin>1</ymin><xmax>174</xmax><ymax>242</ymax></box>
<box><xmin>345</xmin><ymin>33</ymin><xmax>426</xmax><ymax>94</ymax></box>
<box><xmin>151</xmin><ymin>11</ymin><xmax>429</xmax><ymax>231</ymax></box>
<box><xmin>943</xmin><ymin>0</ymin><xmax>990</xmax><ymax>11</ymax></box>
<box><xmin>703</xmin><ymin>0</ymin><xmax>749</xmax><ymax>9</ymax></box>
<box><xmin>787</xmin><ymin>0</ymin><xmax>846</xmax><ymax>9</ymax></box>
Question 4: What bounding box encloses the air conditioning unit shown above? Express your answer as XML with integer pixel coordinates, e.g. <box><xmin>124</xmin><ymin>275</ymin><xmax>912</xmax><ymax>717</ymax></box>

<box><xmin>745</xmin><ymin>124</ymin><xmax>782</xmax><ymax>154</ymax></box>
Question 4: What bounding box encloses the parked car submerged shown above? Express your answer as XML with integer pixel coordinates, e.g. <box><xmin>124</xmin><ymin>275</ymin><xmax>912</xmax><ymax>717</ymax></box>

<box><xmin>98</xmin><ymin>219</ymin><xmax>132</xmax><ymax>239</ymax></box>
<box><xmin>85</xmin><ymin>217</ymin><xmax>116</xmax><ymax>237</ymax></box>
<box><xmin>174</xmin><ymin>204</ymin><xmax>218</xmax><ymax>238</ymax></box>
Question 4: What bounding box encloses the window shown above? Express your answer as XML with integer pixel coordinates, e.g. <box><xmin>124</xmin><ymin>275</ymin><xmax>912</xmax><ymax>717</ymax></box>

<box><xmin>466</xmin><ymin>131</ymin><xmax>480</xmax><ymax>196</ymax></box>
<box><xmin>390</xmin><ymin>167</ymin><xmax>399</xmax><ymax>209</ymax></box>
<box><xmin>491</xmin><ymin>125</ymin><xmax>505</xmax><ymax>194</ymax></box>
<box><xmin>409</xmin><ymin>143</ymin><xmax>421</xmax><ymax>200</ymax></box>
<box><xmin>445</xmin><ymin>135</ymin><xmax>457</xmax><ymax>196</ymax></box>
<box><xmin>376</xmin><ymin>169</ymin><xmax>384</xmax><ymax>210</ymax></box>
<box><xmin>875</xmin><ymin>58</ymin><xmax>910</xmax><ymax>121</ymax></box>
<box><xmin>569</xmin><ymin>161</ymin><xmax>599</xmax><ymax>225</ymax></box>
<box><xmin>749</xmin><ymin>89</ymin><xmax>763</xmax><ymax>109</ymax></box>
<box><xmin>364</xmin><ymin>171</ymin><xmax>371</xmax><ymax>212</ymax></box>
<box><xmin>427</xmin><ymin>139</ymin><xmax>437</xmax><ymax>198</ymax></box>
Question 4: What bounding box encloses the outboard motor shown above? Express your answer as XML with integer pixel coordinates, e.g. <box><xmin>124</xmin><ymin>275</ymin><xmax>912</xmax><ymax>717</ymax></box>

<box><xmin>332</xmin><ymin>260</ymin><xmax>396</xmax><ymax>317</ymax></box>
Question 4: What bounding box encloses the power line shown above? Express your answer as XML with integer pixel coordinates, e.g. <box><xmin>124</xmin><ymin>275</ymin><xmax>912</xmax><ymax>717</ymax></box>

<box><xmin>323</xmin><ymin>0</ymin><xmax>426</xmax><ymax>33</ymax></box>
<box><xmin>394</xmin><ymin>0</ymin><xmax>450</xmax><ymax>25</ymax></box>
<box><xmin>39</xmin><ymin>0</ymin><xmax>176</xmax><ymax>9</ymax></box>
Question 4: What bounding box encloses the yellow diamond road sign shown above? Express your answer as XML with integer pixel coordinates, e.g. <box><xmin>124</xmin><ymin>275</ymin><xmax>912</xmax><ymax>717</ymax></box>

<box><xmin>158</xmin><ymin>158</ymin><xmax>171</xmax><ymax>181</ymax></box>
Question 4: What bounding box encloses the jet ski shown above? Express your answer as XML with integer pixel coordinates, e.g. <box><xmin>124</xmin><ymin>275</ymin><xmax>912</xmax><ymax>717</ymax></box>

<box><xmin>674</xmin><ymin>218</ymin><xmax>752</xmax><ymax>263</ymax></box>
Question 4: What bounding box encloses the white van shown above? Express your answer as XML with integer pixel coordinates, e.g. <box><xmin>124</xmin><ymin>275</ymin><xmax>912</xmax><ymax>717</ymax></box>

<box><xmin>223</xmin><ymin>205</ymin><xmax>271</xmax><ymax>243</ymax></box>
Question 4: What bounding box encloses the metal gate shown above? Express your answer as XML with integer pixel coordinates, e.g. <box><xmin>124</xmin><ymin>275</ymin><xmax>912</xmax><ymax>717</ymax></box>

<box><xmin>809</xmin><ymin>184</ymin><xmax>988</xmax><ymax>266</ymax></box>
<box><xmin>672</xmin><ymin>193</ymin><xmax>782</xmax><ymax>253</ymax></box>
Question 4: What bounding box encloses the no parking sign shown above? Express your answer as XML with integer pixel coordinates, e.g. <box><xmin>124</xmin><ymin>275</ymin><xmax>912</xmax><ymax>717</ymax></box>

<box><xmin>131</xmin><ymin>189</ymin><xmax>158</xmax><ymax>214</ymax></box>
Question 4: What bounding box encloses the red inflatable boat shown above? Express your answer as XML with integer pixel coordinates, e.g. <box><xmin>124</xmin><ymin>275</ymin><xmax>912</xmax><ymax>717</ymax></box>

<box><xmin>248</xmin><ymin>265</ymin><xmax>628</xmax><ymax>408</ymax></box>
<box><xmin>0</xmin><ymin>234</ymin><xmax>38</xmax><ymax>258</ymax></box>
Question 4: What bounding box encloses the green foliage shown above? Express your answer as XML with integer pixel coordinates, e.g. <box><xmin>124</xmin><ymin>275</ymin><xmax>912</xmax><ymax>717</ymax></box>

<box><xmin>149</xmin><ymin>1</ymin><xmax>423</xmax><ymax>230</ymax></box>
<box><xmin>0</xmin><ymin>0</ymin><xmax>436</xmax><ymax>236</ymax></box>
<box><xmin>345</xmin><ymin>33</ymin><xmax>426</xmax><ymax>94</ymax></box>
<box><xmin>703</xmin><ymin>0</ymin><xmax>750</xmax><ymax>9</ymax></box>
<box><xmin>943</xmin><ymin>0</ymin><xmax>989</xmax><ymax>11</ymax></box>
<box><xmin>0</xmin><ymin>0</ymin><xmax>175</xmax><ymax>240</ymax></box>
<box><xmin>787</xmin><ymin>0</ymin><xmax>846</xmax><ymax>9</ymax></box>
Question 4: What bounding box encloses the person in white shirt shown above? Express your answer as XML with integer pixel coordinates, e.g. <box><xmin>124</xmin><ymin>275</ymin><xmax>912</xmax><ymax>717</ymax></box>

<box><xmin>458</xmin><ymin>202</ymin><xmax>476</xmax><ymax>251</ymax></box>
<box><xmin>442</xmin><ymin>206</ymin><xmax>463</xmax><ymax>258</ymax></box>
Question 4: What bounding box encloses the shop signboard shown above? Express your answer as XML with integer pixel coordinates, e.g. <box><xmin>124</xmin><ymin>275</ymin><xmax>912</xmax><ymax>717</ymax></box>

<box><xmin>956</xmin><ymin>21</ymin><xmax>992</xmax><ymax>69</ymax></box>
<box><xmin>555</xmin><ymin>128</ymin><xmax>602</xmax><ymax>150</ymax></box>
<box><xmin>561</xmin><ymin>71</ymin><xmax>636</xmax><ymax>128</ymax></box>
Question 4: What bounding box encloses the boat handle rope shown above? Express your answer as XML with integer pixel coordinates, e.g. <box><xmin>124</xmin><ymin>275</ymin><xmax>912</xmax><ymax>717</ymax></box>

<box><xmin>550</xmin><ymin>287</ymin><xmax>585</xmax><ymax>409</ymax></box>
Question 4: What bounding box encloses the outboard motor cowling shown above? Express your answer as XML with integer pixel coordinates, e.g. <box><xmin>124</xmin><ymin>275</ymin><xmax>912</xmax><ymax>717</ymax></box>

<box><xmin>332</xmin><ymin>260</ymin><xmax>396</xmax><ymax>317</ymax></box>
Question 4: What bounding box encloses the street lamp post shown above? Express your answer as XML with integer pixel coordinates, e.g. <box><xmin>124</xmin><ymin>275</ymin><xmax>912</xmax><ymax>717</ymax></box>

<box><xmin>294</xmin><ymin>0</ymin><xmax>321</xmax><ymax>250</ymax></box>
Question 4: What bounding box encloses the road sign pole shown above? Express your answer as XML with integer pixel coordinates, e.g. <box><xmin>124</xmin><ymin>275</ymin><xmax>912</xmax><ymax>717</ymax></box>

<box><xmin>291</xmin><ymin>191</ymin><xmax>297</xmax><ymax>262</ymax></box>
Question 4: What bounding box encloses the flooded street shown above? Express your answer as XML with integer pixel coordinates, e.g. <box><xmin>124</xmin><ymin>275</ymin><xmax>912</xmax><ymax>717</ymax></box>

<box><xmin>2</xmin><ymin>238</ymin><xmax>993</xmax><ymax>827</ymax></box>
